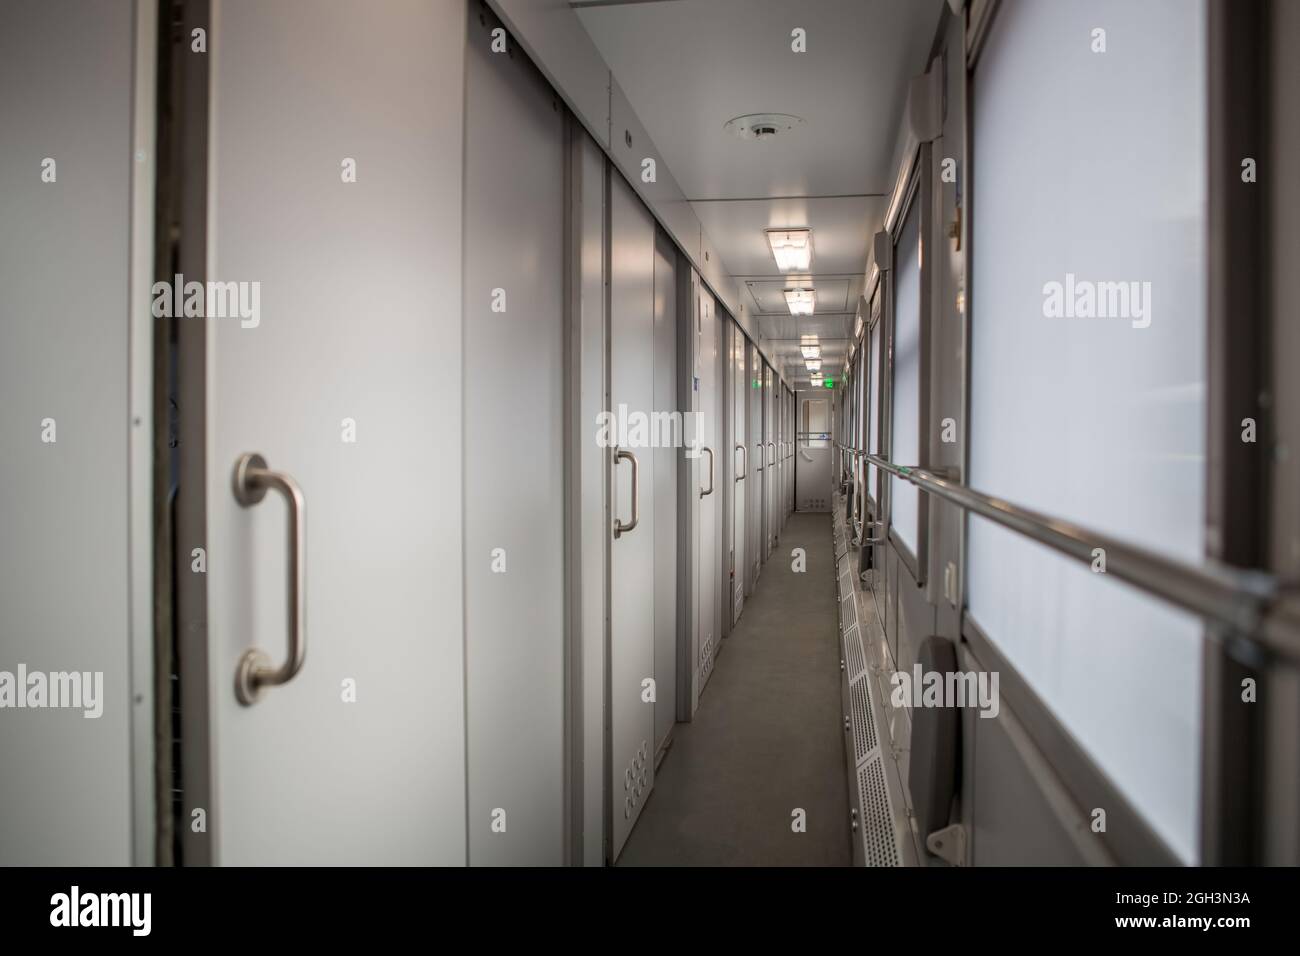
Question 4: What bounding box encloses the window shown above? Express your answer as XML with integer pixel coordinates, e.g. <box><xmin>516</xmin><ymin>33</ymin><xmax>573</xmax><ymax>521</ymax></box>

<box><xmin>890</xmin><ymin>195</ymin><xmax>922</xmax><ymax>560</ymax></box>
<box><xmin>968</xmin><ymin>0</ymin><xmax>1207</xmax><ymax>861</ymax></box>
<box><xmin>867</xmin><ymin>305</ymin><xmax>882</xmax><ymax>505</ymax></box>
<box><xmin>801</xmin><ymin>398</ymin><xmax>828</xmax><ymax>447</ymax></box>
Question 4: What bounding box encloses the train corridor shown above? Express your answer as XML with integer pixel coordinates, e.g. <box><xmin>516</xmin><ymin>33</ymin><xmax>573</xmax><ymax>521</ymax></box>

<box><xmin>619</xmin><ymin>512</ymin><xmax>851</xmax><ymax>867</ymax></box>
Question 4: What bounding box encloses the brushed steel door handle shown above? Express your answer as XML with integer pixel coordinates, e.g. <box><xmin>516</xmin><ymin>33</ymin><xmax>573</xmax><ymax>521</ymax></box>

<box><xmin>767</xmin><ymin>441</ymin><xmax>775</xmax><ymax>466</ymax></box>
<box><xmin>735</xmin><ymin>443</ymin><xmax>746</xmax><ymax>481</ymax></box>
<box><xmin>232</xmin><ymin>453</ymin><xmax>306</xmax><ymax>706</ymax></box>
<box><xmin>614</xmin><ymin>447</ymin><xmax>640</xmax><ymax>537</ymax></box>
<box><xmin>700</xmin><ymin>446</ymin><xmax>714</xmax><ymax>498</ymax></box>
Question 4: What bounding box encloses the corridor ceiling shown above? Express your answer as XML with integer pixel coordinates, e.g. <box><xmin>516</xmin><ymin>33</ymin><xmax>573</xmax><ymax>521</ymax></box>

<box><xmin>574</xmin><ymin>0</ymin><xmax>942</xmax><ymax>385</ymax></box>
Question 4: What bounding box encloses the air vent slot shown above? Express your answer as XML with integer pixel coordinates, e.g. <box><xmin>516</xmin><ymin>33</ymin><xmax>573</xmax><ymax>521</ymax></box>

<box><xmin>840</xmin><ymin>593</ymin><xmax>857</xmax><ymax>629</ymax></box>
<box><xmin>858</xmin><ymin>756</ymin><xmax>900</xmax><ymax>867</ymax></box>
<box><xmin>850</xmin><ymin>675</ymin><xmax>878</xmax><ymax>763</ymax></box>
<box><xmin>843</xmin><ymin>626</ymin><xmax>866</xmax><ymax>682</ymax></box>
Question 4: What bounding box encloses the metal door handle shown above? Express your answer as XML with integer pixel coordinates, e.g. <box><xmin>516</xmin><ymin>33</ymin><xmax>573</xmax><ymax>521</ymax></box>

<box><xmin>756</xmin><ymin>442</ymin><xmax>764</xmax><ymax>472</ymax></box>
<box><xmin>735</xmin><ymin>443</ymin><xmax>746</xmax><ymax>481</ymax></box>
<box><xmin>700</xmin><ymin>446</ymin><xmax>714</xmax><ymax>498</ymax></box>
<box><xmin>614</xmin><ymin>447</ymin><xmax>640</xmax><ymax>537</ymax></box>
<box><xmin>767</xmin><ymin>441</ymin><xmax>775</xmax><ymax>465</ymax></box>
<box><xmin>232</xmin><ymin>453</ymin><xmax>306</xmax><ymax>706</ymax></box>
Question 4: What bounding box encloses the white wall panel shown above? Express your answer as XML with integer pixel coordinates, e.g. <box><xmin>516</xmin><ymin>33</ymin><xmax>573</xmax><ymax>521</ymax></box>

<box><xmin>0</xmin><ymin>0</ymin><xmax>141</xmax><ymax>866</ymax></box>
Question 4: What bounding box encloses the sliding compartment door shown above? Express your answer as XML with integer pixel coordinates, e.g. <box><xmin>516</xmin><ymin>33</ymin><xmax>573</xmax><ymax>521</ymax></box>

<box><xmin>731</xmin><ymin>323</ymin><xmax>747</xmax><ymax>623</ymax></box>
<box><xmin>652</xmin><ymin>233</ymin><xmax>677</xmax><ymax>757</ymax></box>
<box><xmin>747</xmin><ymin>343</ymin><xmax>763</xmax><ymax>588</ymax></box>
<box><xmin>202</xmin><ymin>0</ymin><xmax>467</xmax><ymax>864</ymax></box>
<box><xmin>608</xmin><ymin>174</ymin><xmax>657</xmax><ymax>860</ymax></box>
<box><xmin>696</xmin><ymin>290</ymin><xmax>721</xmax><ymax>688</ymax></box>
<box><xmin>463</xmin><ymin>7</ymin><xmax>566</xmax><ymax>865</ymax></box>
<box><xmin>0</xmin><ymin>0</ymin><xmax>152</xmax><ymax>865</ymax></box>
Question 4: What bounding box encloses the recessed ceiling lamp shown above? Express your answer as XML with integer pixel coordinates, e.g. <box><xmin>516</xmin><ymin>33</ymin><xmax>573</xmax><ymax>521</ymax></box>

<box><xmin>766</xmin><ymin>228</ymin><xmax>814</xmax><ymax>272</ymax></box>
<box><xmin>805</xmin><ymin>358</ymin><xmax>822</xmax><ymax>372</ymax></box>
<box><xmin>784</xmin><ymin>288</ymin><xmax>815</xmax><ymax>316</ymax></box>
<box><xmin>800</xmin><ymin>344</ymin><xmax>820</xmax><ymax>360</ymax></box>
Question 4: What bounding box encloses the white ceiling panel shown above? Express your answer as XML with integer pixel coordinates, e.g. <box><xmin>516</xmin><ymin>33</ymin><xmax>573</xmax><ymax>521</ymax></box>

<box><xmin>576</xmin><ymin>0</ymin><xmax>941</xmax><ymax>366</ymax></box>
<box><xmin>759</xmin><ymin>311</ymin><xmax>853</xmax><ymax>382</ymax></box>
<box><xmin>692</xmin><ymin>196</ymin><xmax>886</xmax><ymax>276</ymax></box>
<box><xmin>744</xmin><ymin>274</ymin><xmax>864</xmax><ymax>315</ymax></box>
<box><xmin>745</xmin><ymin>278</ymin><xmax>851</xmax><ymax>315</ymax></box>
<box><xmin>576</xmin><ymin>0</ymin><xmax>943</xmax><ymax>200</ymax></box>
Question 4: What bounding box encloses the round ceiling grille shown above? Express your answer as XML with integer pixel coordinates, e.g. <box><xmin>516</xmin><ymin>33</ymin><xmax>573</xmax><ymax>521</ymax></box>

<box><xmin>723</xmin><ymin>112</ymin><xmax>806</xmax><ymax>141</ymax></box>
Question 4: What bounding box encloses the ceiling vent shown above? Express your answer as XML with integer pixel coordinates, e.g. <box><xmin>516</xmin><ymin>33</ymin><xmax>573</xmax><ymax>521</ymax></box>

<box><xmin>724</xmin><ymin>113</ymin><xmax>806</xmax><ymax>141</ymax></box>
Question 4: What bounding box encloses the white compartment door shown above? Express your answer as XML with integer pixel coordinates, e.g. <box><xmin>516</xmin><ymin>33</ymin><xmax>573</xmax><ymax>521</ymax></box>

<box><xmin>759</xmin><ymin>364</ymin><xmax>769</xmax><ymax>561</ymax></box>
<box><xmin>202</xmin><ymin>0</ymin><xmax>467</xmax><ymax>865</ymax></box>
<box><xmin>463</xmin><ymin>7</ymin><xmax>566</xmax><ymax>865</ymax></box>
<box><xmin>652</xmin><ymin>236</ymin><xmax>678</xmax><ymax>757</ymax></box>
<box><xmin>0</xmin><ymin>0</ymin><xmax>153</xmax><ymax>866</ymax></box>
<box><xmin>730</xmin><ymin>323</ymin><xmax>746</xmax><ymax>623</ymax></box>
<box><xmin>747</xmin><ymin>343</ymin><xmax>763</xmax><ymax>588</ymax></box>
<box><xmin>608</xmin><ymin>174</ymin><xmax>657</xmax><ymax>860</ymax></box>
<box><xmin>696</xmin><ymin>290</ymin><xmax>720</xmax><ymax>688</ymax></box>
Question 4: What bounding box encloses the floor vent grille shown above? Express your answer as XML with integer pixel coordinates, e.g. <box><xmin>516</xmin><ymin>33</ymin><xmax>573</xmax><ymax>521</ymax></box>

<box><xmin>850</xmin><ymin>674</ymin><xmax>878</xmax><ymax>762</ymax></box>
<box><xmin>843</xmin><ymin>625</ymin><xmax>866</xmax><ymax>682</ymax></box>
<box><xmin>840</xmin><ymin>592</ymin><xmax>857</xmax><ymax>630</ymax></box>
<box><xmin>858</xmin><ymin>755</ymin><xmax>900</xmax><ymax>867</ymax></box>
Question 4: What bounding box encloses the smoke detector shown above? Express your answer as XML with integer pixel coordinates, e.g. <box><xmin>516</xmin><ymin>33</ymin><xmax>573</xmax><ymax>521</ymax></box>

<box><xmin>724</xmin><ymin>113</ymin><xmax>806</xmax><ymax>141</ymax></box>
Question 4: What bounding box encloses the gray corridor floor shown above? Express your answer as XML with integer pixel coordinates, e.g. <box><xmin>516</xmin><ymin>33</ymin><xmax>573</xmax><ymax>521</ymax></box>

<box><xmin>618</xmin><ymin>511</ymin><xmax>852</xmax><ymax>866</ymax></box>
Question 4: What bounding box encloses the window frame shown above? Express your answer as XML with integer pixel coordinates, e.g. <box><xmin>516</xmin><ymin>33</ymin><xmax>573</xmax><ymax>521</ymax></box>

<box><xmin>886</xmin><ymin>148</ymin><xmax>932</xmax><ymax>586</ymax></box>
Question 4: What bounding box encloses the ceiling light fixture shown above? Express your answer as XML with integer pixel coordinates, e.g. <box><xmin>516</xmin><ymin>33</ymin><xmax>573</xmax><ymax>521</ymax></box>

<box><xmin>801</xmin><ymin>344</ymin><xmax>820</xmax><ymax>360</ymax></box>
<box><xmin>784</xmin><ymin>288</ymin><xmax>815</xmax><ymax>316</ymax></box>
<box><xmin>806</xmin><ymin>358</ymin><xmax>822</xmax><ymax>372</ymax></box>
<box><xmin>766</xmin><ymin>228</ymin><xmax>814</xmax><ymax>272</ymax></box>
<box><xmin>725</xmin><ymin>113</ymin><xmax>807</xmax><ymax>142</ymax></box>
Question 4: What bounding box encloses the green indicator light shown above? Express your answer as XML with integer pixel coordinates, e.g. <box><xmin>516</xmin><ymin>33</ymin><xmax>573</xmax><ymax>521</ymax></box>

<box><xmin>823</xmin><ymin>378</ymin><xmax>835</xmax><ymax>388</ymax></box>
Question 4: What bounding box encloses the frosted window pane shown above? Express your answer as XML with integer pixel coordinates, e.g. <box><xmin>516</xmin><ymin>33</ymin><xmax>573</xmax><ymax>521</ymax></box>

<box><xmin>867</xmin><ymin>315</ymin><xmax>881</xmax><ymax>503</ymax></box>
<box><xmin>968</xmin><ymin>0</ymin><xmax>1206</xmax><ymax>862</ymax></box>
<box><xmin>890</xmin><ymin>199</ymin><xmax>921</xmax><ymax>557</ymax></box>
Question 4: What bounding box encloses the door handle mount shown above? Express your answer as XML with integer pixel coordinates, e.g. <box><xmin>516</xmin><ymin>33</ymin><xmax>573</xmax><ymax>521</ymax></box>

<box><xmin>233</xmin><ymin>452</ymin><xmax>306</xmax><ymax>706</ymax></box>
<box><xmin>614</xmin><ymin>447</ymin><xmax>640</xmax><ymax>538</ymax></box>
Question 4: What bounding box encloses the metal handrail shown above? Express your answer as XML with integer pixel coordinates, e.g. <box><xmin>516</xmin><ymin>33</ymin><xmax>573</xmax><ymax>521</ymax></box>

<box><xmin>832</xmin><ymin>441</ymin><xmax>1300</xmax><ymax>659</ymax></box>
